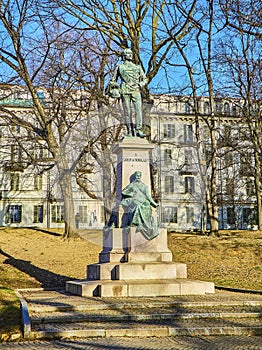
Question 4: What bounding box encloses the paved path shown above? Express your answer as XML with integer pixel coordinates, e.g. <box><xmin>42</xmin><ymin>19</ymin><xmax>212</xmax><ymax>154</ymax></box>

<box><xmin>1</xmin><ymin>336</ymin><xmax>262</xmax><ymax>349</ymax></box>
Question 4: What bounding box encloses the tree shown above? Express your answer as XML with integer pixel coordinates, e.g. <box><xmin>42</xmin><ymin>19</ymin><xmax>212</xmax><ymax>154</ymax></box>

<box><xmin>48</xmin><ymin>0</ymin><xmax>262</xmax><ymax>233</ymax></box>
<box><xmin>0</xmin><ymin>0</ymin><xmax>113</xmax><ymax>238</ymax></box>
<box><xmin>215</xmin><ymin>5</ymin><xmax>262</xmax><ymax>230</ymax></box>
<box><xmin>159</xmin><ymin>0</ymin><xmax>223</xmax><ymax>234</ymax></box>
<box><xmin>52</xmin><ymin>0</ymin><xmax>201</xmax><ymax>226</ymax></box>
<box><xmin>219</xmin><ymin>0</ymin><xmax>262</xmax><ymax>39</ymax></box>
<box><xmin>55</xmin><ymin>0</ymin><xmax>196</xmax><ymax>130</ymax></box>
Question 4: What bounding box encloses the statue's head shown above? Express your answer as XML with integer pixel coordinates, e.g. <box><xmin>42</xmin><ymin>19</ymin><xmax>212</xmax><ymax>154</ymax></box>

<box><xmin>134</xmin><ymin>171</ymin><xmax>142</xmax><ymax>181</ymax></box>
<box><xmin>122</xmin><ymin>48</ymin><xmax>133</xmax><ymax>61</ymax></box>
<box><xmin>130</xmin><ymin>171</ymin><xmax>142</xmax><ymax>183</ymax></box>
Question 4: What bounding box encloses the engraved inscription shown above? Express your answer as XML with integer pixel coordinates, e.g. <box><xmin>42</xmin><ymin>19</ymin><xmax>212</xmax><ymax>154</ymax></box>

<box><xmin>123</xmin><ymin>158</ymin><xmax>147</xmax><ymax>162</ymax></box>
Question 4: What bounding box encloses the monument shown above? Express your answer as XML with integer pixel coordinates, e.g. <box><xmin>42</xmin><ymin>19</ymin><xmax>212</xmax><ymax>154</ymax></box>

<box><xmin>66</xmin><ymin>49</ymin><xmax>214</xmax><ymax>297</ymax></box>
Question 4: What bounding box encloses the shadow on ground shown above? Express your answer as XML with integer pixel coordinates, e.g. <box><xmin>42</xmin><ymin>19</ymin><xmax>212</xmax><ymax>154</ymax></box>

<box><xmin>0</xmin><ymin>249</ymin><xmax>76</xmax><ymax>289</ymax></box>
<box><xmin>26</xmin><ymin>227</ymin><xmax>62</xmax><ymax>237</ymax></box>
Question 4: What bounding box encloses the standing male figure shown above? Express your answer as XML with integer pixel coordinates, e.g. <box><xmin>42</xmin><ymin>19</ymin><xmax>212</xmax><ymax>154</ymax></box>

<box><xmin>110</xmin><ymin>48</ymin><xmax>148</xmax><ymax>137</ymax></box>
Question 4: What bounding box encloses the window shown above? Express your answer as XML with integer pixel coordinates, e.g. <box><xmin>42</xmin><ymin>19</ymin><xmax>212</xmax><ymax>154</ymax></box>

<box><xmin>185</xmin><ymin>102</ymin><xmax>191</xmax><ymax>114</ymax></box>
<box><xmin>239</xmin><ymin>127</ymin><xmax>250</xmax><ymax>141</ymax></box>
<box><xmin>184</xmin><ymin>125</ymin><xmax>193</xmax><ymax>143</ymax></box>
<box><xmin>184</xmin><ymin>149</ymin><xmax>193</xmax><ymax>166</ymax></box>
<box><xmin>202</xmin><ymin>125</ymin><xmax>210</xmax><ymax>140</ymax></box>
<box><xmin>240</xmin><ymin>155</ymin><xmax>252</xmax><ymax>176</ymax></box>
<box><xmin>243</xmin><ymin>208</ymin><xmax>254</xmax><ymax>224</ymax></box>
<box><xmin>163</xmin><ymin>124</ymin><xmax>175</xmax><ymax>138</ymax></box>
<box><xmin>34</xmin><ymin>174</ymin><xmax>43</xmax><ymax>191</ymax></box>
<box><xmin>6</xmin><ymin>205</ymin><xmax>22</xmax><ymax>223</ymax></box>
<box><xmin>224</xmin><ymin>153</ymin><xmax>233</xmax><ymax>167</ymax></box>
<box><xmin>79</xmin><ymin>206</ymin><xmax>88</xmax><ymax>223</ymax></box>
<box><xmin>11</xmin><ymin>145</ymin><xmax>22</xmax><ymax>162</ymax></box>
<box><xmin>186</xmin><ymin>207</ymin><xmax>194</xmax><ymax>224</ymax></box>
<box><xmin>204</xmin><ymin>101</ymin><xmax>210</xmax><ymax>114</ymax></box>
<box><xmin>227</xmin><ymin>207</ymin><xmax>235</xmax><ymax>225</ymax></box>
<box><xmin>34</xmin><ymin>205</ymin><xmax>43</xmax><ymax>223</ymax></box>
<box><xmin>215</xmin><ymin>102</ymin><xmax>222</xmax><ymax>113</ymax></box>
<box><xmin>204</xmin><ymin>148</ymin><xmax>212</xmax><ymax>166</ymax></box>
<box><xmin>33</xmin><ymin>146</ymin><xmax>47</xmax><ymax>159</ymax></box>
<box><xmin>226</xmin><ymin>178</ymin><xmax>234</xmax><ymax>195</ymax></box>
<box><xmin>164</xmin><ymin>149</ymin><xmax>172</xmax><ymax>166</ymax></box>
<box><xmin>34</xmin><ymin>121</ymin><xmax>43</xmax><ymax>136</ymax></box>
<box><xmin>224</xmin><ymin>125</ymin><xmax>231</xmax><ymax>140</ymax></box>
<box><xmin>11</xmin><ymin>125</ymin><xmax>20</xmax><ymax>133</ymax></box>
<box><xmin>162</xmin><ymin>207</ymin><xmax>178</xmax><ymax>223</ymax></box>
<box><xmin>10</xmin><ymin>173</ymin><xmax>20</xmax><ymax>191</ymax></box>
<box><xmin>52</xmin><ymin>205</ymin><xmax>64</xmax><ymax>223</ymax></box>
<box><xmin>224</xmin><ymin>103</ymin><xmax>230</xmax><ymax>114</ymax></box>
<box><xmin>185</xmin><ymin>177</ymin><xmax>195</xmax><ymax>194</ymax></box>
<box><xmin>246</xmin><ymin>179</ymin><xmax>255</xmax><ymax>196</ymax></box>
<box><xmin>164</xmin><ymin>176</ymin><xmax>174</xmax><ymax>193</ymax></box>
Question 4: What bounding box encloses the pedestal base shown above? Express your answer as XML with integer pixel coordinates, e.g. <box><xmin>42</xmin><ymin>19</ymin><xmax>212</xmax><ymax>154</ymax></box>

<box><xmin>66</xmin><ymin>228</ymin><xmax>215</xmax><ymax>297</ymax></box>
<box><xmin>66</xmin><ymin>278</ymin><xmax>214</xmax><ymax>297</ymax></box>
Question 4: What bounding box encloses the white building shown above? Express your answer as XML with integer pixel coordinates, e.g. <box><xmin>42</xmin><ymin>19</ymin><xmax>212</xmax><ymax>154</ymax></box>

<box><xmin>0</xmin><ymin>86</ymin><xmax>257</xmax><ymax>231</ymax></box>
<box><xmin>150</xmin><ymin>94</ymin><xmax>257</xmax><ymax>231</ymax></box>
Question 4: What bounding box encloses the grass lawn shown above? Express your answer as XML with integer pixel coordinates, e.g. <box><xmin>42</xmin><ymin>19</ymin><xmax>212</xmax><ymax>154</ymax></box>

<box><xmin>0</xmin><ymin>227</ymin><xmax>262</xmax><ymax>339</ymax></box>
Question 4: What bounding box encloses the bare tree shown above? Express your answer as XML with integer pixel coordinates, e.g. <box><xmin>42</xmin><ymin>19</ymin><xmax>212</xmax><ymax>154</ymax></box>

<box><xmin>215</xmin><ymin>13</ymin><xmax>262</xmax><ymax>230</ymax></box>
<box><xmin>54</xmin><ymin>0</ymin><xmax>196</xmax><ymax>133</ymax></box>
<box><xmin>51</xmin><ymin>0</ymin><xmax>199</xmax><ymax>225</ymax></box>
<box><xmin>0</xmin><ymin>0</ymin><xmax>113</xmax><ymax>238</ymax></box>
<box><xmin>219</xmin><ymin>0</ymin><xmax>262</xmax><ymax>39</ymax></box>
<box><xmin>159</xmin><ymin>0</ymin><xmax>222</xmax><ymax>234</ymax></box>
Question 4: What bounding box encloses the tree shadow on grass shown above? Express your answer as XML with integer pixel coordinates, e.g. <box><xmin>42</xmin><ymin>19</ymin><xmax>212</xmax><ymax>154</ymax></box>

<box><xmin>25</xmin><ymin>227</ymin><xmax>62</xmax><ymax>237</ymax></box>
<box><xmin>0</xmin><ymin>286</ymin><xmax>21</xmax><ymax>334</ymax></box>
<box><xmin>0</xmin><ymin>249</ymin><xmax>76</xmax><ymax>289</ymax></box>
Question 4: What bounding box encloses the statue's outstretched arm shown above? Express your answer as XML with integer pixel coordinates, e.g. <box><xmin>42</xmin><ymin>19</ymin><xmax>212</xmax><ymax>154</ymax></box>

<box><xmin>139</xmin><ymin>66</ymin><xmax>148</xmax><ymax>88</ymax></box>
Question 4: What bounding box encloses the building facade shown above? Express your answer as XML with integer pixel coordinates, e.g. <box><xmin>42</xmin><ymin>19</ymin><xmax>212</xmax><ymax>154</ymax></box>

<box><xmin>0</xmin><ymin>86</ymin><xmax>258</xmax><ymax>231</ymax></box>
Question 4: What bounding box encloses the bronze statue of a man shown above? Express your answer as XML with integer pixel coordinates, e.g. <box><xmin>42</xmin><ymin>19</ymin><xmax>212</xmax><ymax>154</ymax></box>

<box><xmin>109</xmin><ymin>48</ymin><xmax>148</xmax><ymax>138</ymax></box>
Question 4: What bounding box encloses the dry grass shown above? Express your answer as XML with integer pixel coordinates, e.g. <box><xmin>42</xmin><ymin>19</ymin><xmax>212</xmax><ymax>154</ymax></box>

<box><xmin>168</xmin><ymin>230</ymin><xmax>262</xmax><ymax>290</ymax></box>
<box><xmin>0</xmin><ymin>227</ymin><xmax>261</xmax><ymax>337</ymax></box>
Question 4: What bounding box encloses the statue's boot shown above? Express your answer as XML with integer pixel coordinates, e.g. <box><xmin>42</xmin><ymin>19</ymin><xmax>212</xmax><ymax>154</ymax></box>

<box><xmin>126</xmin><ymin>125</ymin><xmax>133</xmax><ymax>137</ymax></box>
<box><xmin>136</xmin><ymin>129</ymin><xmax>146</xmax><ymax>138</ymax></box>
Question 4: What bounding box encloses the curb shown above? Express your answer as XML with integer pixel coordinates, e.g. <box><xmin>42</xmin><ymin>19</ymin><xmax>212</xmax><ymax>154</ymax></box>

<box><xmin>15</xmin><ymin>290</ymin><xmax>31</xmax><ymax>338</ymax></box>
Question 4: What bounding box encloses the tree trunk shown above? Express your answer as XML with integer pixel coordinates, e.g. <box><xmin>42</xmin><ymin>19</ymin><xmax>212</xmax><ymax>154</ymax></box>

<box><xmin>102</xmin><ymin>148</ymin><xmax>114</xmax><ymax>225</ymax></box>
<box><xmin>56</xmin><ymin>152</ymin><xmax>77</xmax><ymax>239</ymax></box>
<box><xmin>208</xmin><ymin>126</ymin><xmax>219</xmax><ymax>235</ymax></box>
<box><xmin>254</xmin><ymin>149</ymin><xmax>262</xmax><ymax>231</ymax></box>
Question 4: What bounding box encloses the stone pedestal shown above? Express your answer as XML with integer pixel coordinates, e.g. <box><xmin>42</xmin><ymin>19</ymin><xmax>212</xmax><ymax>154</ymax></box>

<box><xmin>112</xmin><ymin>137</ymin><xmax>155</xmax><ymax>227</ymax></box>
<box><xmin>66</xmin><ymin>137</ymin><xmax>215</xmax><ymax>297</ymax></box>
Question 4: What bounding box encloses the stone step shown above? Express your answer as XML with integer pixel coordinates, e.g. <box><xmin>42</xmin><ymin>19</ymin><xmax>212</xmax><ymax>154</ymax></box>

<box><xmin>29</xmin><ymin>302</ymin><xmax>262</xmax><ymax>314</ymax></box>
<box><xmin>19</xmin><ymin>289</ymin><xmax>262</xmax><ymax>339</ymax></box>
<box><xmin>87</xmin><ymin>261</ymin><xmax>187</xmax><ymax>280</ymax></box>
<box><xmin>66</xmin><ymin>278</ymin><xmax>215</xmax><ymax>297</ymax></box>
<box><xmin>30</xmin><ymin>309</ymin><xmax>262</xmax><ymax>324</ymax></box>
<box><xmin>29</xmin><ymin>318</ymin><xmax>262</xmax><ymax>339</ymax></box>
<box><xmin>23</xmin><ymin>289</ymin><xmax>262</xmax><ymax>312</ymax></box>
